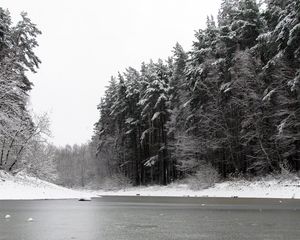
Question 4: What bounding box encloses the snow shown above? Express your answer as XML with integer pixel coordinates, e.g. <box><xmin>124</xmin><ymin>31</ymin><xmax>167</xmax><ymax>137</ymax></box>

<box><xmin>96</xmin><ymin>177</ymin><xmax>300</xmax><ymax>199</ymax></box>
<box><xmin>262</xmin><ymin>89</ymin><xmax>276</xmax><ymax>102</ymax></box>
<box><xmin>0</xmin><ymin>170</ymin><xmax>94</xmax><ymax>200</ymax></box>
<box><xmin>0</xmin><ymin>170</ymin><xmax>300</xmax><ymax>200</ymax></box>
<box><xmin>151</xmin><ymin>111</ymin><xmax>161</xmax><ymax>121</ymax></box>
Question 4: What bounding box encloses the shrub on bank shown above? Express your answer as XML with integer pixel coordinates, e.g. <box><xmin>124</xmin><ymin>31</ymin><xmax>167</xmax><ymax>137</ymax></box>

<box><xmin>186</xmin><ymin>163</ymin><xmax>220</xmax><ymax>190</ymax></box>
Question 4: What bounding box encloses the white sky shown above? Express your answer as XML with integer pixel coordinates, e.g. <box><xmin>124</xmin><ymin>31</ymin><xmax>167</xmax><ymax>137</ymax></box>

<box><xmin>2</xmin><ymin>0</ymin><xmax>221</xmax><ymax>146</ymax></box>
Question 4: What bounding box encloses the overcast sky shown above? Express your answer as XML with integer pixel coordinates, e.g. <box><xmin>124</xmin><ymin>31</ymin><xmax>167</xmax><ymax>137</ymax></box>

<box><xmin>3</xmin><ymin>0</ymin><xmax>221</xmax><ymax>146</ymax></box>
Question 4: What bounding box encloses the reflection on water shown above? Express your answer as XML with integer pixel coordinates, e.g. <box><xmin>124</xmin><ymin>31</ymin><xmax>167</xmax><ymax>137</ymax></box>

<box><xmin>0</xmin><ymin>198</ymin><xmax>299</xmax><ymax>240</ymax></box>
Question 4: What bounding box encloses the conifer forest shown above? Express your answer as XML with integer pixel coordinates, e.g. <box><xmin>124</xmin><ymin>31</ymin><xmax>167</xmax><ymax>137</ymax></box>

<box><xmin>93</xmin><ymin>0</ymin><xmax>300</xmax><ymax>185</ymax></box>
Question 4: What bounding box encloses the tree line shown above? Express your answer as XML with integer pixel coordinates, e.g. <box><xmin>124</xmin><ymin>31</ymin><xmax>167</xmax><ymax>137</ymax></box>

<box><xmin>0</xmin><ymin>8</ymin><xmax>50</xmax><ymax>173</ymax></box>
<box><xmin>93</xmin><ymin>0</ymin><xmax>300</xmax><ymax>186</ymax></box>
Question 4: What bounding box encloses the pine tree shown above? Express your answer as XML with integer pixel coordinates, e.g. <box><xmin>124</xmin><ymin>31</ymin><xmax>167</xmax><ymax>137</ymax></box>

<box><xmin>123</xmin><ymin>67</ymin><xmax>142</xmax><ymax>185</ymax></box>
<box><xmin>0</xmin><ymin>9</ymin><xmax>41</xmax><ymax>171</ymax></box>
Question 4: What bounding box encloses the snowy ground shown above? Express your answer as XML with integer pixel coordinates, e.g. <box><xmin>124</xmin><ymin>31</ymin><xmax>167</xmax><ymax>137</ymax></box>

<box><xmin>0</xmin><ymin>170</ymin><xmax>93</xmax><ymax>200</ymax></box>
<box><xmin>1</xmin><ymin>170</ymin><xmax>300</xmax><ymax>200</ymax></box>
<box><xmin>96</xmin><ymin>176</ymin><xmax>300</xmax><ymax>199</ymax></box>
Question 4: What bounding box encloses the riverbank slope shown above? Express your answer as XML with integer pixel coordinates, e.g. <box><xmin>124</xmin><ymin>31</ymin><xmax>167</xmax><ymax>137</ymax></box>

<box><xmin>0</xmin><ymin>170</ymin><xmax>93</xmax><ymax>200</ymax></box>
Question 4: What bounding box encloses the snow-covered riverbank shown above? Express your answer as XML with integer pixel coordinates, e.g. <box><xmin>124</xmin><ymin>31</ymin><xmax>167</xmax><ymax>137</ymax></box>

<box><xmin>97</xmin><ymin>177</ymin><xmax>300</xmax><ymax>199</ymax></box>
<box><xmin>1</xmin><ymin>170</ymin><xmax>300</xmax><ymax>200</ymax></box>
<box><xmin>0</xmin><ymin>171</ymin><xmax>93</xmax><ymax>200</ymax></box>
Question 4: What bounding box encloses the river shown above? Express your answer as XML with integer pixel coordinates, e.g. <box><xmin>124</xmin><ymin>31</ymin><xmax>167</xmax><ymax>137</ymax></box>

<box><xmin>0</xmin><ymin>196</ymin><xmax>299</xmax><ymax>240</ymax></box>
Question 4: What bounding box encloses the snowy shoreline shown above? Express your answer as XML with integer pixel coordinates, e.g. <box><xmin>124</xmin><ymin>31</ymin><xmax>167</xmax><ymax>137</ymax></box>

<box><xmin>1</xmin><ymin>170</ymin><xmax>300</xmax><ymax>200</ymax></box>
<box><xmin>0</xmin><ymin>171</ymin><xmax>93</xmax><ymax>200</ymax></box>
<box><xmin>97</xmin><ymin>178</ymin><xmax>300</xmax><ymax>199</ymax></box>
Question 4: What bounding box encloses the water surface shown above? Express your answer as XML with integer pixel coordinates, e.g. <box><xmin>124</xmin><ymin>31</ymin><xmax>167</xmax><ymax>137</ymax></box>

<box><xmin>0</xmin><ymin>196</ymin><xmax>299</xmax><ymax>240</ymax></box>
